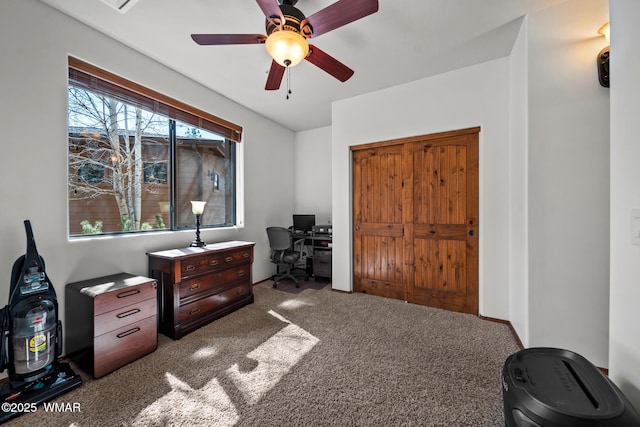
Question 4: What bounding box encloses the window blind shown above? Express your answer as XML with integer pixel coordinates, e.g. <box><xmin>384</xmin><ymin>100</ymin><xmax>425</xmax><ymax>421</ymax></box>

<box><xmin>68</xmin><ymin>56</ymin><xmax>243</xmax><ymax>143</ymax></box>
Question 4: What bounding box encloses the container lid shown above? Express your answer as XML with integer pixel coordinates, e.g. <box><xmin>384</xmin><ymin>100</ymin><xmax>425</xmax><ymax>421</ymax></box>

<box><xmin>510</xmin><ymin>348</ymin><xmax>624</xmax><ymax>419</ymax></box>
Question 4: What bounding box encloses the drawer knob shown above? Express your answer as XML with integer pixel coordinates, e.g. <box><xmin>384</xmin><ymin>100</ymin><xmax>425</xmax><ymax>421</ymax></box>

<box><xmin>117</xmin><ymin>327</ymin><xmax>141</xmax><ymax>339</ymax></box>
<box><xmin>210</xmin><ymin>259</ymin><xmax>219</xmax><ymax>266</ymax></box>
<box><xmin>225</xmin><ymin>256</ymin><xmax>233</xmax><ymax>263</ymax></box>
<box><xmin>189</xmin><ymin>307</ymin><xmax>201</xmax><ymax>315</ymax></box>
<box><xmin>190</xmin><ymin>283</ymin><xmax>200</xmax><ymax>291</ymax></box>
<box><xmin>242</xmin><ymin>252</ymin><xmax>249</xmax><ymax>258</ymax></box>
<box><xmin>117</xmin><ymin>308</ymin><xmax>141</xmax><ymax>319</ymax></box>
<box><xmin>117</xmin><ymin>289</ymin><xmax>141</xmax><ymax>299</ymax></box>
<box><xmin>237</xmin><ymin>270</ymin><xmax>245</xmax><ymax>277</ymax></box>
<box><xmin>185</xmin><ymin>264</ymin><xmax>196</xmax><ymax>272</ymax></box>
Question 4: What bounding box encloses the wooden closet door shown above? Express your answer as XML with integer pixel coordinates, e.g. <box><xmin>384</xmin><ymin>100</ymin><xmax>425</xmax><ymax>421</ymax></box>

<box><xmin>353</xmin><ymin>145</ymin><xmax>405</xmax><ymax>300</ymax></box>
<box><xmin>352</xmin><ymin>128</ymin><xmax>479</xmax><ymax>314</ymax></box>
<box><xmin>403</xmin><ymin>130</ymin><xmax>479</xmax><ymax>314</ymax></box>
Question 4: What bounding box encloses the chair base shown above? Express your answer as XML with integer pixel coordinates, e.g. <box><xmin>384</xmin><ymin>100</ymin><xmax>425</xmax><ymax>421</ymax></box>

<box><xmin>272</xmin><ymin>266</ymin><xmax>306</xmax><ymax>288</ymax></box>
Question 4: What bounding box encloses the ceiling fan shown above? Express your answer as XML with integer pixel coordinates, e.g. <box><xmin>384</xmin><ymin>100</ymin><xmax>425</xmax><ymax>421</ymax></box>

<box><xmin>191</xmin><ymin>0</ymin><xmax>379</xmax><ymax>92</ymax></box>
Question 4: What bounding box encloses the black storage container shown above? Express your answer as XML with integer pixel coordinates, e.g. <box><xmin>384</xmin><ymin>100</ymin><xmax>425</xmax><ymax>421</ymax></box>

<box><xmin>502</xmin><ymin>347</ymin><xmax>640</xmax><ymax>427</ymax></box>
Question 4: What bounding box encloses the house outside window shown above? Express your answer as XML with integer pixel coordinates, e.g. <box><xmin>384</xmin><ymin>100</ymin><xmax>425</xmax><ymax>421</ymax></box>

<box><xmin>67</xmin><ymin>57</ymin><xmax>243</xmax><ymax>237</ymax></box>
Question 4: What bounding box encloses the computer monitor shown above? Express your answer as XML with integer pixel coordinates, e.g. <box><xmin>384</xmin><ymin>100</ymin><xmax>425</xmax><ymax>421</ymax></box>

<box><xmin>293</xmin><ymin>214</ymin><xmax>315</xmax><ymax>233</ymax></box>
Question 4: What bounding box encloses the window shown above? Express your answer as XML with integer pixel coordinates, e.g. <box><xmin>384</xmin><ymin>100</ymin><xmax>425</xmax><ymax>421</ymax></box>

<box><xmin>143</xmin><ymin>162</ymin><xmax>167</xmax><ymax>184</ymax></box>
<box><xmin>77</xmin><ymin>162</ymin><xmax>104</xmax><ymax>183</ymax></box>
<box><xmin>67</xmin><ymin>57</ymin><xmax>243</xmax><ymax>237</ymax></box>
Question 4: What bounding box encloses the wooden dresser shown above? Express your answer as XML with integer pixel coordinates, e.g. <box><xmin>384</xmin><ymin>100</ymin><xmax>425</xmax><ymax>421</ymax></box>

<box><xmin>65</xmin><ymin>273</ymin><xmax>158</xmax><ymax>378</ymax></box>
<box><xmin>147</xmin><ymin>241</ymin><xmax>255</xmax><ymax>340</ymax></box>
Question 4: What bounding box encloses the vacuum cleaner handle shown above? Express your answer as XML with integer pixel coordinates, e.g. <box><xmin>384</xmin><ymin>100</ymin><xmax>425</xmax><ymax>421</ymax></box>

<box><xmin>56</xmin><ymin>319</ymin><xmax>63</xmax><ymax>358</ymax></box>
<box><xmin>0</xmin><ymin>305</ymin><xmax>9</xmax><ymax>372</ymax></box>
<box><xmin>9</xmin><ymin>220</ymin><xmax>55</xmax><ymax>301</ymax></box>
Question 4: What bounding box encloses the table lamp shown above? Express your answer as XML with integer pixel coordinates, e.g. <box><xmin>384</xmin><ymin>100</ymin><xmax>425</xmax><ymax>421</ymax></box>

<box><xmin>190</xmin><ymin>201</ymin><xmax>206</xmax><ymax>247</ymax></box>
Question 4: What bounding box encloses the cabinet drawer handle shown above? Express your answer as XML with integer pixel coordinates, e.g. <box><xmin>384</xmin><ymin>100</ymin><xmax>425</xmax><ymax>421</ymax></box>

<box><xmin>116</xmin><ymin>308</ymin><xmax>141</xmax><ymax>319</ymax></box>
<box><xmin>242</xmin><ymin>252</ymin><xmax>249</xmax><ymax>258</ymax></box>
<box><xmin>117</xmin><ymin>289</ymin><xmax>140</xmax><ymax>299</ymax></box>
<box><xmin>117</xmin><ymin>327</ymin><xmax>141</xmax><ymax>339</ymax></box>
<box><xmin>210</xmin><ymin>259</ymin><xmax>219</xmax><ymax>266</ymax></box>
<box><xmin>225</xmin><ymin>256</ymin><xmax>233</xmax><ymax>263</ymax></box>
<box><xmin>185</xmin><ymin>264</ymin><xmax>196</xmax><ymax>271</ymax></box>
<box><xmin>237</xmin><ymin>270</ymin><xmax>245</xmax><ymax>277</ymax></box>
<box><xmin>189</xmin><ymin>283</ymin><xmax>200</xmax><ymax>291</ymax></box>
<box><xmin>189</xmin><ymin>307</ymin><xmax>201</xmax><ymax>315</ymax></box>
<box><xmin>236</xmin><ymin>288</ymin><xmax>245</xmax><ymax>295</ymax></box>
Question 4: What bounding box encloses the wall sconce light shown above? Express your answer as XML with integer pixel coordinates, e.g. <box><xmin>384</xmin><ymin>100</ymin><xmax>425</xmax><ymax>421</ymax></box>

<box><xmin>190</xmin><ymin>201</ymin><xmax>207</xmax><ymax>247</ymax></box>
<box><xmin>597</xmin><ymin>22</ymin><xmax>610</xmax><ymax>88</ymax></box>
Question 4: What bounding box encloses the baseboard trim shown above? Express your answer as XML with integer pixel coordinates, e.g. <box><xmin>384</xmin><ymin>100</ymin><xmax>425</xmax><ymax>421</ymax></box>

<box><xmin>479</xmin><ymin>315</ymin><xmax>609</xmax><ymax>375</ymax></box>
<box><xmin>479</xmin><ymin>315</ymin><xmax>524</xmax><ymax>350</ymax></box>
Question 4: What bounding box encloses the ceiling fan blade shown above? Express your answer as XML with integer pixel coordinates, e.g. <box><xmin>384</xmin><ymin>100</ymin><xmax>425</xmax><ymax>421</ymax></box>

<box><xmin>305</xmin><ymin>45</ymin><xmax>354</xmax><ymax>82</ymax></box>
<box><xmin>265</xmin><ymin>60</ymin><xmax>285</xmax><ymax>90</ymax></box>
<box><xmin>255</xmin><ymin>0</ymin><xmax>284</xmax><ymax>22</ymax></box>
<box><xmin>191</xmin><ymin>34</ymin><xmax>267</xmax><ymax>45</ymax></box>
<box><xmin>306</xmin><ymin>0</ymin><xmax>379</xmax><ymax>38</ymax></box>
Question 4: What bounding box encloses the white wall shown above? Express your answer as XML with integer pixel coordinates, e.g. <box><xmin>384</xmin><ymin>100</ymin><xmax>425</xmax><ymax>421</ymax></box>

<box><xmin>609</xmin><ymin>0</ymin><xmax>640</xmax><ymax>410</ymax></box>
<box><xmin>526</xmin><ymin>0</ymin><xmax>610</xmax><ymax>368</ymax></box>
<box><xmin>0</xmin><ymin>0</ymin><xmax>295</xmax><ymax>352</ymax></box>
<box><xmin>332</xmin><ymin>58</ymin><xmax>512</xmax><ymax>319</ymax></box>
<box><xmin>509</xmin><ymin>16</ymin><xmax>530</xmax><ymax>346</ymax></box>
<box><xmin>294</xmin><ymin>126</ymin><xmax>332</xmax><ymax>224</ymax></box>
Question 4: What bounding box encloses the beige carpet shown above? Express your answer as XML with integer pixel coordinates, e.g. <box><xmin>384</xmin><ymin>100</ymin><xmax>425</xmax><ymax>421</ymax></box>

<box><xmin>6</xmin><ymin>279</ymin><xmax>519</xmax><ymax>426</ymax></box>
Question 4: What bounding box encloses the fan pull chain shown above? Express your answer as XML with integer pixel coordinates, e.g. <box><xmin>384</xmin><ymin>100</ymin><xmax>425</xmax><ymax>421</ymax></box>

<box><xmin>286</xmin><ymin>65</ymin><xmax>292</xmax><ymax>100</ymax></box>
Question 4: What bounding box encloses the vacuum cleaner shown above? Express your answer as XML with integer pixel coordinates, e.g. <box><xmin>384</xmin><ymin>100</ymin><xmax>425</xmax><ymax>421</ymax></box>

<box><xmin>0</xmin><ymin>220</ymin><xmax>82</xmax><ymax>423</ymax></box>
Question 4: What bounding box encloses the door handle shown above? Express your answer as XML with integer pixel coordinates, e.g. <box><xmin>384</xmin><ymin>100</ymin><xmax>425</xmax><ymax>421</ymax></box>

<box><xmin>355</xmin><ymin>226</ymin><xmax>360</xmax><ymax>231</ymax></box>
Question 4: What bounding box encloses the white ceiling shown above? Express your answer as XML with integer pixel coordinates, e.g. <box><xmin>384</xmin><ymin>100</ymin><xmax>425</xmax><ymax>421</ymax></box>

<box><xmin>41</xmin><ymin>0</ymin><xmax>567</xmax><ymax>132</ymax></box>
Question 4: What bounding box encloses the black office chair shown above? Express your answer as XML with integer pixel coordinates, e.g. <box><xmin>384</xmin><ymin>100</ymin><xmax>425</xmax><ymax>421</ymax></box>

<box><xmin>266</xmin><ymin>227</ymin><xmax>304</xmax><ymax>288</ymax></box>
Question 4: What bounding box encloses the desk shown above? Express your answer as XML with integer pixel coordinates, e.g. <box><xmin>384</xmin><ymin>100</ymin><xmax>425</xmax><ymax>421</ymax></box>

<box><xmin>291</xmin><ymin>231</ymin><xmax>332</xmax><ymax>279</ymax></box>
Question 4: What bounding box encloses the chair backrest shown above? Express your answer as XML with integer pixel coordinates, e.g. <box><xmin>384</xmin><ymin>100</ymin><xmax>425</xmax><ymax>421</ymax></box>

<box><xmin>266</xmin><ymin>227</ymin><xmax>292</xmax><ymax>251</ymax></box>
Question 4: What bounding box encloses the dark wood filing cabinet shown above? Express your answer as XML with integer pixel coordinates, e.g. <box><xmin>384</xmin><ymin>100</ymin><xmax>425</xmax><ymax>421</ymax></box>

<box><xmin>65</xmin><ymin>273</ymin><xmax>158</xmax><ymax>378</ymax></box>
<box><xmin>147</xmin><ymin>241</ymin><xmax>255</xmax><ymax>340</ymax></box>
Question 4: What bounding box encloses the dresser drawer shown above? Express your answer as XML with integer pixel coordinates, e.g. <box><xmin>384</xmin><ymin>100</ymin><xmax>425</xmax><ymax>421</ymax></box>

<box><xmin>219</xmin><ymin>248</ymin><xmax>253</xmax><ymax>266</ymax></box>
<box><xmin>177</xmin><ymin>284</ymin><xmax>251</xmax><ymax>323</ymax></box>
<box><xmin>93</xmin><ymin>315</ymin><xmax>157</xmax><ymax>378</ymax></box>
<box><xmin>93</xmin><ymin>297</ymin><xmax>157</xmax><ymax>337</ymax></box>
<box><xmin>181</xmin><ymin>253</ymin><xmax>223</xmax><ymax>277</ymax></box>
<box><xmin>178</xmin><ymin>265</ymin><xmax>251</xmax><ymax>301</ymax></box>
<box><xmin>92</xmin><ymin>280</ymin><xmax>157</xmax><ymax>316</ymax></box>
<box><xmin>180</xmin><ymin>248</ymin><xmax>252</xmax><ymax>277</ymax></box>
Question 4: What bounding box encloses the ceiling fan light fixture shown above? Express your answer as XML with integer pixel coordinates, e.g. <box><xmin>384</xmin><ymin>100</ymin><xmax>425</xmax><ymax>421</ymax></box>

<box><xmin>265</xmin><ymin>30</ymin><xmax>309</xmax><ymax>67</ymax></box>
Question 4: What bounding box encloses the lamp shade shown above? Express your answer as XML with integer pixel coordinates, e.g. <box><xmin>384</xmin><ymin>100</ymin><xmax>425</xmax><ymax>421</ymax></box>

<box><xmin>190</xmin><ymin>200</ymin><xmax>206</xmax><ymax>215</ymax></box>
<box><xmin>265</xmin><ymin>30</ymin><xmax>309</xmax><ymax>67</ymax></box>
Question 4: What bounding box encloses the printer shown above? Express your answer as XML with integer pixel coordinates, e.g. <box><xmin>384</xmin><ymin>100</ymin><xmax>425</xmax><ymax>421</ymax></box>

<box><xmin>312</xmin><ymin>225</ymin><xmax>332</xmax><ymax>235</ymax></box>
